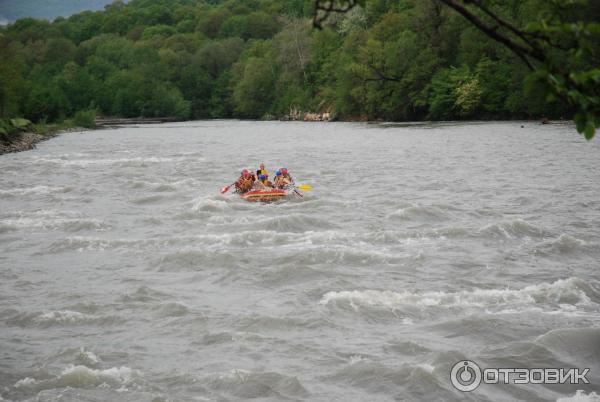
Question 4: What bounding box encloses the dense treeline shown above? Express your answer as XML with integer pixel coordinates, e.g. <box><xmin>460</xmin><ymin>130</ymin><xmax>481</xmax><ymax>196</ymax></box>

<box><xmin>0</xmin><ymin>0</ymin><xmax>590</xmax><ymax>124</ymax></box>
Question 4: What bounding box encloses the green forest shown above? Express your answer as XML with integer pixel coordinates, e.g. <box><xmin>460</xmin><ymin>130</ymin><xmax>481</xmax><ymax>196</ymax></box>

<box><xmin>0</xmin><ymin>0</ymin><xmax>598</xmax><ymax>128</ymax></box>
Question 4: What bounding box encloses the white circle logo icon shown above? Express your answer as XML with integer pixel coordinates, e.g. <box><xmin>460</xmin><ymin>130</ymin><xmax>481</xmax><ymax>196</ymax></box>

<box><xmin>451</xmin><ymin>360</ymin><xmax>482</xmax><ymax>392</ymax></box>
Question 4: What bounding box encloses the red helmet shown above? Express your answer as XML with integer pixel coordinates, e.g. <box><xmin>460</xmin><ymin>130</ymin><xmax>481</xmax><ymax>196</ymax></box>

<box><xmin>281</xmin><ymin>168</ymin><xmax>288</xmax><ymax>175</ymax></box>
<box><xmin>241</xmin><ymin>169</ymin><xmax>250</xmax><ymax>177</ymax></box>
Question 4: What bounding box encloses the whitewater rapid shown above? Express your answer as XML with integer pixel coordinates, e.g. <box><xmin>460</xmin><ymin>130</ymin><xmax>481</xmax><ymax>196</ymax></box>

<box><xmin>0</xmin><ymin>121</ymin><xmax>599</xmax><ymax>401</ymax></box>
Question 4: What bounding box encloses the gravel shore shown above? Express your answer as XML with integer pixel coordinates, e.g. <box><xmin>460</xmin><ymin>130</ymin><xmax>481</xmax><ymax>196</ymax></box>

<box><xmin>0</xmin><ymin>128</ymin><xmax>88</xmax><ymax>156</ymax></box>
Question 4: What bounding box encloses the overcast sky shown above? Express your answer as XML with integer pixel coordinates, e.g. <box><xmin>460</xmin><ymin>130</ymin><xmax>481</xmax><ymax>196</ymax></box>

<box><xmin>0</xmin><ymin>0</ymin><xmax>122</xmax><ymax>25</ymax></box>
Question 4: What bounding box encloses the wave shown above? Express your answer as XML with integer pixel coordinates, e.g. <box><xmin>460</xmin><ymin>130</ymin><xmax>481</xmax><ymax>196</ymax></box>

<box><xmin>1</xmin><ymin>216</ymin><xmax>107</xmax><ymax>232</ymax></box>
<box><xmin>362</xmin><ymin>227</ymin><xmax>469</xmax><ymax>243</ymax></box>
<box><xmin>203</xmin><ymin>369</ymin><xmax>308</xmax><ymax>399</ymax></box>
<box><xmin>46</xmin><ymin>231</ymin><xmax>296</xmax><ymax>253</ymax></box>
<box><xmin>534</xmin><ymin>234</ymin><xmax>592</xmax><ymax>256</ymax></box>
<box><xmin>130</xmin><ymin>194</ymin><xmax>167</xmax><ymax>204</ymax></box>
<box><xmin>234</xmin><ymin>314</ymin><xmax>331</xmax><ymax>332</ymax></box>
<box><xmin>192</xmin><ymin>208</ymin><xmax>336</xmax><ymax>232</ymax></box>
<box><xmin>249</xmin><ymin>214</ymin><xmax>337</xmax><ymax>233</ymax></box>
<box><xmin>191</xmin><ymin>196</ymin><xmax>233</xmax><ymax>212</ymax></box>
<box><xmin>0</xmin><ymin>222</ymin><xmax>17</xmax><ymax>233</ymax></box>
<box><xmin>13</xmin><ymin>365</ymin><xmax>137</xmax><ymax>392</ymax></box>
<box><xmin>388</xmin><ymin>204</ymin><xmax>453</xmax><ymax>222</ymax></box>
<box><xmin>153</xmin><ymin>302</ymin><xmax>190</xmax><ymax>317</ymax></box>
<box><xmin>383</xmin><ymin>340</ymin><xmax>432</xmax><ymax>357</ymax></box>
<box><xmin>157</xmin><ymin>248</ymin><xmax>237</xmax><ymax>269</ymax></box>
<box><xmin>126</xmin><ymin>179</ymin><xmax>192</xmax><ymax>192</ymax></box>
<box><xmin>197</xmin><ymin>332</ymin><xmax>236</xmax><ymax>346</ymax></box>
<box><xmin>320</xmin><ymin>277</ymin><xmax>596</xmax><ymax>314</ymax></box>
<box><xmin>277</xmin><ymin>246</ymin><xmax>402</xmax><ymax>266</ymax></box>
<box><xmin>34</xmin><ymin>156</ymin><xmax>180</xmax><ymax>167</ymax></box>
<box><xmin>5</xmin><ymin>310</ymin><xmax>121</xmax><ymax>328</ymax></box>
<box><xmin>0</xmin><ymin>185</ymin><xmax>74</xmax><ymax>197</ymax></box>
<box><xmin>255</xmin><ymin>264</ymin><xmax>331</xmax><ymax>287</ymax></box>
<box><xmin>152</xmin><ymin>183</ymin><xmax>178</xmax><ymax>192</ymax></box>
<box><xmin>557</xmin><ymin>391</ymin><xmax>600</xmax><ymax>402</ymax></box>
<box><xmin>478</xmin><ymin>218</ymin><xmax>548</xmax><ymax>239</ymax></box>
<box><xmin>119</xmin><ymin>286</ymin><xmax>170</xmax><ymax>303</ymax></box>
<box><xmin>158</xmin><ymin>230</ymin><xmax>350</xmax><ymax>250</ymax></box>
<box><xmin>46</xmin><ymin>236</ymin><xmax>140</xmax><ymax>252</ymax></box>
<box><xmin>46</xmin><ymin>235</ymin><xmax>200</xmax><ymax>253</ymax></box>
<box><xmin>536</xmin><ymin>327</ymin><xmax>600</xmax><ymax>364</ymax></box>
<box><xmin>325</xmin><ymin>359</ymin><xmax>439</xmax><ymax>394</ymax></box>
<box><xmin>76</xmin><ymin>348</ymin><xmax>102</xmax><ymax>367</ymax></box>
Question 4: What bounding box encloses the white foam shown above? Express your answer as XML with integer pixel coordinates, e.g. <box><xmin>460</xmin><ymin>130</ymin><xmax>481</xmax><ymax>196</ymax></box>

<box><xmin>192</xmin><ymin>197</ymin><xmax>230</xmax><ymax>212</ymax></box>
<box><xmin>320</xmin><ymin>278</ymin><xmax>592</xmax><ymax>312</ymax></box>
<box><xmin>13</xmin><ymin>365</ymin><xmax>136</xmax><ymax>391</ymax></box>
<box><xmin>349</xmin><ymin>355</ymin><xmax>364</xmax><ymax>364</ymax></box>
<box><xmin>536</xmin><ymin>234</ymin><xmax>588</xmax><ymax>254</ymax></box>
<box><xmin>416</xmin><ymin>363</ymin><xmax>435</xmax><ymax>374</ymax></box>
<box><xmin>388</xmin><ymin>204</ymin><xmax>451</xmax><ymax>221</ymax></box>
<box><xmin>557</xmin><ymin>391</ymin><xmax>600</xmax><ymax>402</ymax></box>
<box><xmin>77</xmin><ymin>347</ymin><xmax>101</xmax><ymax>366</ymax></box>
<box><xmin>34</xmin><ymin>310</ymin><xmax>93</xmax><ymax>324</ymax></box>
<box><xmin>1</xmin><ymin>210</ymin><xmax>106</xmax><ymax>233</ymax></box>
<box><xmin>48</xmin><ymin>236</ymin><xmax>148</xmax><ymax>252</ymax></box>
<box><xmin>479</xmin><ymin>218</ymin><xmax>545</xmax><ymax>239</ymax></box>
<box><xmin>1</xmin><ymin>217</ymin><xmax>106</xmax><ymax>231</ymax></box>
<box><xmin>35</xmin><ymin>156</ymin><xmax>179</xmax><ymax>167</ymax></box>
<box><xmin>14</xmin><ymin>377</ymin><xmax>36</xmax><ymax>387</ymax></box>
<box><xmin>0</xmin><ymin>185</ymin><xmax>72</xmax><ymax>196</ymax></box>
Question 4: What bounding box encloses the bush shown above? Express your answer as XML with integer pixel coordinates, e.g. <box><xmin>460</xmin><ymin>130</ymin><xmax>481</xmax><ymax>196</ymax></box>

<box><xmin>0</xmin><ymin>120</ymin><xmax>13</xmax><ymax>143</ymax></box>
<box><xmin>9</xmin><ymin>118</ymin><xmax>32</xmax><ymax>130</ymax></box>
<box><xmin>32</xmin><ymin>120</ymin><xmax>49</xmax><ymax>135</ymax></box>
<box><xmin>73</xmin><ymin>109</ymin><xmax>96</xmax><ymax>128</ymax></box>
<box><xmin>0</xmin><ymin>118</ymin><xmax>31</xmax><ymax>143</ymax></box>
<box><xmin>0</xmin><ymin>119</ymin><xmax>17</xmax><ymax>135</ymax></box>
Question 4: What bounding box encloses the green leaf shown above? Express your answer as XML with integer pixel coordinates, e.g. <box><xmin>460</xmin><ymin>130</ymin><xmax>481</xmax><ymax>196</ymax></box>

<box><xmin>574</xmin><ymin>113</ymin><xmax>586</xmax><ymax>133</ymax></box>
<box><xmin>583</xmin><ymin>122</ymin><xmax>595</xmax><ymax>140</ymax></box>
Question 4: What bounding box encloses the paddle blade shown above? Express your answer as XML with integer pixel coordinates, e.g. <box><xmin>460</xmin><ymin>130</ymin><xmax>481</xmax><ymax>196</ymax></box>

<box><xmin>296</xmin><ymin>184</ymin><xmax>312</xmax><ymax>191</ymax></box>
<box><xmin>220</xmin><ymin>185</ymin><xmax>231</xmax><ymax>194</ymax></box>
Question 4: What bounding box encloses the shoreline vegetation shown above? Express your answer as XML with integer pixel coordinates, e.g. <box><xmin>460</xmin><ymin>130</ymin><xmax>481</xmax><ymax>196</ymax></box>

<box><xmin>0</xmin><ymin>109</ymin><xmax>95</xmax><ymax>155</ymax></box>
<box><xmin>0</xmin><ymin>117</ymin><xmax>88</xmax><ymax>155</ymax></box>
<box><xmin>1</xmin><ymin>0</ymin><xmax>585</xmax><ymax>142</ymax></box>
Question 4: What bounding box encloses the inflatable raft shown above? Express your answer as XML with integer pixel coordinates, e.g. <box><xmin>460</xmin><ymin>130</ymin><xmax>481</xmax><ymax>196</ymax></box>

<box><xmin>240</xmin><ymin>188</ymin><xmax>293</xmax><ymax>202</ymax></box>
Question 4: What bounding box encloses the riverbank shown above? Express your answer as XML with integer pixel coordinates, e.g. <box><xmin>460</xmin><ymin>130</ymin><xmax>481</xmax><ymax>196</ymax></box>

<box><xmin>0</xmin><ymin>131</ymin><xmax>51</xmax><ymax>155</ymax></box>
<box><xmin>0</xmin><ymin>116</ymin><xmax>560</xmax><ymax>156</ymax></box>
<box><xmin>1</xmin><ymin>116</ymin><xmax>185</xmax><ymax>155</ymax></box>
<box><xmin>0</xmin><ymin>127</ymin><xmax>90</xmax><ymax>156</ymax></box>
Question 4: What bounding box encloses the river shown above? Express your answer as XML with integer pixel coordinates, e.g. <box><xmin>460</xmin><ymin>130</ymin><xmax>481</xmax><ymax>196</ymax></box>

<box><xmin>1</xmin><ymin>121</ymin><xmax>599</xmax><ymax>401</ymax></box>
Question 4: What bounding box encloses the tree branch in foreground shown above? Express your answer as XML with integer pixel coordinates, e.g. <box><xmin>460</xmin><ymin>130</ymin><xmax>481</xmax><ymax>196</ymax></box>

<box><xmin>312</xmin><ymin>0</ymin><xmax>600</xmax><ymax>139</ymax></box>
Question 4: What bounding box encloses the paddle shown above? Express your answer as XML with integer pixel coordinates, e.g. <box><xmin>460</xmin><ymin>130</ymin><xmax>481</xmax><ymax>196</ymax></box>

<box><xmin>295</xmin><ymin>184</ymin><xmax>312</xmax><ymax>191</ymax></box>
<box><xmin>290</xmin><ymin>184</ymin><xmax>312</xmax><ymax>198</ymax></box>
<box><xmin>220</xmin><ymin>183</ymin><xmax>235</xmax><ymax>194</ymax></box>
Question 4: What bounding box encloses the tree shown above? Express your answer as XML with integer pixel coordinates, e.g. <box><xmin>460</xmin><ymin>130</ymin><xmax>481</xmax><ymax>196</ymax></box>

<box><xmin>0</xmin><ymin>35</ymin><xmax>24</xmax><ymax>118</ymax></box>
<box><xmin>1</xmin><ymin>0</ymin><xmax>593</xmax><ymax>127</ymax></box>
<box><xmin>23</xmin><ymin>81</ymin><xmax>69</xmax><ymax>122</ymax></box>
<box><xmin>219</xmin><ymin>12</ymin><xmax>281</xmax><ymax>40</ymax></box>
<box><xmin>232</xmin><ymin>56</ymin><xmax>276</xmax><ymax>118</ymax></box>
<box><xmin>56</xmin><ymin>61</ymin><xmax>96</xmax><ymax>114</ymax></box>
<box><xmin>312</xmin><ymin>0</ymin><xmax>600</xmax><ymax>139</ymax></box>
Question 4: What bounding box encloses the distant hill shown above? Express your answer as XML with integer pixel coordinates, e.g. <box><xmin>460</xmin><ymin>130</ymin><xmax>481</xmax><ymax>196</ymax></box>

<box><xmin>0</xmin><ymin>0</ymin><xmax>125</xmax><ymax>25</ymax></box>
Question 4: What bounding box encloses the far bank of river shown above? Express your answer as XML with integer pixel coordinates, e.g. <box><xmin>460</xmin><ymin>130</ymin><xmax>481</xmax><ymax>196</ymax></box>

<box><xmin>0</xmin><ymin>116</ymin><xmax>559</xmax><ymax>156</ymax></box>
